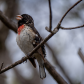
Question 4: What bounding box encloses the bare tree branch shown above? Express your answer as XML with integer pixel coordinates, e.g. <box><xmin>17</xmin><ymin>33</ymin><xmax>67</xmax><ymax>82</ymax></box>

<box><xmin>60</xmin><ymin>25</ymin><xmax>84</xmax><ymax>30</ymax></box>
<box><xmin>0</xmin><ymin>11</ymin><xmax>17</xmax><ymax>33</ymax></box>
<box><xmin>0</xmin><ymin>57</ymin><xmax>67</xmax><ymax>84</ymax></box>
<box><xmin>48</xmin><ymin>0</ymin><xmax>52</xmax><ymax>32</ymax></box>
<box><xmin>44</xmin><ymin>59</ymin><xmax>67</xmax><ymax>84</ymax></box>
<box><xmin>78</xmin><ymin>48</ymin><xmax>84</xmax><ymax>63</ymax></box>
<box><xmin>59</xmin><ymin>0</ymin><xmax>82</xmax><ymax>24</ymax></box>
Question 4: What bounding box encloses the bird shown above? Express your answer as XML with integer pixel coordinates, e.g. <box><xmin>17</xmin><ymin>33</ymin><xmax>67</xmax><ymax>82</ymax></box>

<box><xmin>16</xmin><ymin>14</ymin><xmax>46</xmax><ymax>79</ymax></box>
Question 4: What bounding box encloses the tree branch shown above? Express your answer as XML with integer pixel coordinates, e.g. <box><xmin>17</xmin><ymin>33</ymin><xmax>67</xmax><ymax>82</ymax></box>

<box><xmin>48</xmin><ymin>0</ymin><xmax>52</xmax><ymax>32</ymax></box>
<box><xmin>0</xmin><ymin>11</ymin><xmax>17</xmax><ymax>33</ymax></box>
<box><xmin>60</xmin><ymin>25</ymin><xmax>84</xmax><ymax>30</ymax></box>
<box><xmin>44</xmin><ymin>59</ymin><xmax>67</xmax><ymax>84</ymax></box>
<box><xmin>59</xmin><ymin>0</ymin><xmax>82</xmax><ymax>24</ymax></box>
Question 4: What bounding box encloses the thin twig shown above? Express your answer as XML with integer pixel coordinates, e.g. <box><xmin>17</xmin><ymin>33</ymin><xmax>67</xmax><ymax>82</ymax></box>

<box><xmin>0</xmin><ymin>56</ymin><xmax>28</xmax><ymax>73</ymax></box>
<box><xmin>59</xmin><ymin>0</ymin><xmax>82</xmax><ymax>24</ymax></box>
<box><xmin>48</xmin><ymin>0</ymin><xmax>52</xmax><ymax>32</ymax></box>
<box><xmin>60</xmin><ymin>25</ymin><xmax>84</xmax><ymax>30</ymax></box>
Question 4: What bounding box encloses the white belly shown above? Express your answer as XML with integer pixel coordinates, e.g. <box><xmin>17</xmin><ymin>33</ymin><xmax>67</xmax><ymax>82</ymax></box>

<box><xmin>16</xmin><ymin>26</ymin><xmax>35</xmax><ymax>55</ymax></box>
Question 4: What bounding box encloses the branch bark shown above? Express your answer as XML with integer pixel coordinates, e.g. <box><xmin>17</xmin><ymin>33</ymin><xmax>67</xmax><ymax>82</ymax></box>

<box><xmin>45</xmin><ymin>59</ymin><xmax>67</xmax><ymax>84</ymax></box>
<box><xmin>0</xmin><ymin>11</ymin><xmax>17</xmax><ymax>33</ymax></box>
<box><xmin>48</xmin><ymin>0</ymin><xmax>52</xmax><ymax>32</ymax></box>
<box><xmin>60</xmin><ymin>25</ymin><xmax>84</xmax><ymax>30</ymax></box>
<box><xmin>59</xmin><ymin>0</ymin><xmax>82</xmax><ymax>24</ymax></box>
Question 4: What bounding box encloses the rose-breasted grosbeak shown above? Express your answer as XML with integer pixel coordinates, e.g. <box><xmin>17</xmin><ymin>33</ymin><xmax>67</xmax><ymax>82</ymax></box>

<box><xmin>16</xmin><ymin>14</ymin><xmax>46</xmax><ymax>79</ymax></box>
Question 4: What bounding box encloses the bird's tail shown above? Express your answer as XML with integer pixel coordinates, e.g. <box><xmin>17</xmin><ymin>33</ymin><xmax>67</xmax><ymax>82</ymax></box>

<box><xmin>35</xmin><ymin>54</ymin><xmax>46</xmax><ymax>79</ymax></box>
<box><xmin>39</xmin><ymin>64</ymin><xmax>46</xmax><ymax>79</ymax></box>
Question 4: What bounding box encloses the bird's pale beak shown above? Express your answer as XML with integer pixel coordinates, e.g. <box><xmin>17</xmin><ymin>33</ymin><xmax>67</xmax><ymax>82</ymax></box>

<box><xmin>16</xmin><ymin>15</ymin><xmax>23</xmax><ymax>20</ymax></box>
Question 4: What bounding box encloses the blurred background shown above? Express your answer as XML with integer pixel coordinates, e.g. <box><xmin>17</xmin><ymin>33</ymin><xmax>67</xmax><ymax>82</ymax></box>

<box><xmin>0</xmin><ymin>0</ymin><xmax>84</xmax><ymax>84</ymax></box>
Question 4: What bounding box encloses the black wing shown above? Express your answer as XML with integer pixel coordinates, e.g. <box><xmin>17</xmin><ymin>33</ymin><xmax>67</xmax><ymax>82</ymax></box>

<box><xmin>32</xmin><ymin>27</ymin><xmax>46</xmax><ymax>57</ymax></box>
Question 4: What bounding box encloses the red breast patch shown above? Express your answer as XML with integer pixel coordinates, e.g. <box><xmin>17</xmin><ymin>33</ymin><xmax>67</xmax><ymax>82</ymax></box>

<box><xmin>18</xmin><ymin>25</ymin><xmax>24</xmax><ymax>35</ymax></box>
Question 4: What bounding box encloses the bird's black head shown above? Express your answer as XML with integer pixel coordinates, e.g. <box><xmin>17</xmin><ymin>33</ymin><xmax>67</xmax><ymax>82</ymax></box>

<box><xmin>16</xmin><ymin>14</ymin><xmax>34</xmax><ymax>27</ymax></box>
